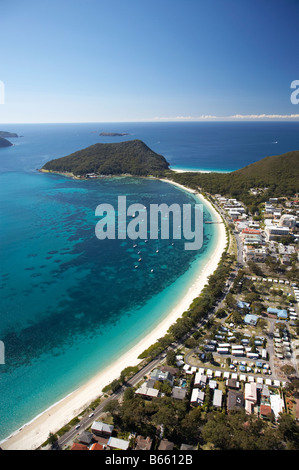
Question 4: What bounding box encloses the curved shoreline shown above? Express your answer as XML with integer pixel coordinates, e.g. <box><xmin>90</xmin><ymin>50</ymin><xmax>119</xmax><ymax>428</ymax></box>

<box><xmin>1</xmin><ymin>180</ymin><xmax>228</xmax><ymax>450</ymax></box>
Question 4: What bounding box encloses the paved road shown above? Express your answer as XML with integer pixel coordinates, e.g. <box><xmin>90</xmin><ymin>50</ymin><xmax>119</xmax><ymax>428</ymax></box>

<box><xmin>56</xmin><ymin>355</ymin><xmax>164</xmax><ymax>449</ymax></box>
<box><xmin>214</xmin><ymin>200</ymin><xmax>243</xmax><ymax>264</ymax></box>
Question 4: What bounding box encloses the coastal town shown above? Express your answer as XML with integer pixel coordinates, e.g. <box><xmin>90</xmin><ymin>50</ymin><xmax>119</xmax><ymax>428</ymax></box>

<box><xmin>38</xmin><ymin>185</ymin><xmax>299</xmax><ymax>452</ymax></box>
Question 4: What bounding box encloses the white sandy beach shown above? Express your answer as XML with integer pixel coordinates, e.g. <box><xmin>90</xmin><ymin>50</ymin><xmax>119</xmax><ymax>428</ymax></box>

<box><xmin>171</xmin><ymin>168</ymin><xmax>231</xmax><ymax>174</ymax></box>
<box><xmin>171</xmin><ymin>168</ymin><xmax>211</xmax><ymax>173</ymax></box>
<box><xmin>1</xmin><ymin>180</ymin><xmax>227</xmax><ymax>450</ymax></box>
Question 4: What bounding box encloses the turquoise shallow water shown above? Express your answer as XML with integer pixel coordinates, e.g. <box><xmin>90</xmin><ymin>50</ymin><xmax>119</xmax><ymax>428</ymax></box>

<box><xmin>2</xmin><ymin>120</ymin><xmax>298</xmax><ymax>441</ymax></box>
<box><xmin>0</xmin><ymin>170</ymin><xmax>215</xmax><ymax>441</ymax></box>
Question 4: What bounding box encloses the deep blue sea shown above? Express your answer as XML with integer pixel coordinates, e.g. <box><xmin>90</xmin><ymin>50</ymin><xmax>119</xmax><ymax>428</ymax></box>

<box><xmin>0</xmin><ymin>121</ymin><xmax>299</xmax><ymax>441</ymax></box>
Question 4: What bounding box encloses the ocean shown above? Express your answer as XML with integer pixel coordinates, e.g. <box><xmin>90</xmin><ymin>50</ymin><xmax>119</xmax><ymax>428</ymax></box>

<box><xmin>0</xmin><ymin>121</ymin><xmax>299</xmax><ymax>441</ymax></box>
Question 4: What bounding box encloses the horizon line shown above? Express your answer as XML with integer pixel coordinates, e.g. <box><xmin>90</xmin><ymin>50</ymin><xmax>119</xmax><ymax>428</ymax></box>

<box><xmin>1</xmin><ymin>114</ymin><xmax>299</xmax><ymax>125</ymax></box>
<box><xmin>1</xmin><ymin>120</ymin><xmax>299</xmax><ymax>125</ymax></box>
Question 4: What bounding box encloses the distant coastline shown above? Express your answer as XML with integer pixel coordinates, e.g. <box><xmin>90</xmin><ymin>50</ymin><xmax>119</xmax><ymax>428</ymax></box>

<box><xmin>0</xmin><ymin>131</ymin><xmax>22</xmax><ymax>148</ymax></box>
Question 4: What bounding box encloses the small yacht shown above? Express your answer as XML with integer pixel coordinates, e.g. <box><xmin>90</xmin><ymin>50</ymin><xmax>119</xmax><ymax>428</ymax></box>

<box><xmin>156</xmin><ymin>249</ymin><xmax>159</xmax><ymax>253</ymax></box>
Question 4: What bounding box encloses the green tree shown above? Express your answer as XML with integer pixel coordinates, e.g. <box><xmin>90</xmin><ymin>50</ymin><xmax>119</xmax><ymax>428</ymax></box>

<box><xmin>185</xmin><ymin>336</ymin><xmax>197</xmax><ymax>349</ymax></box>
<box><xmin>179</xmin><ymin>408</ymin><xmax>203</xmax><ymax>444</ymax></box>
<box><xmin>166</xmin><ymin>349</ymin><xmax>176</xmax><ymax>366</ymax></box>
<box><xmin>231</xmin><ymin>310</ymin><xmax>243</xmax><ymax>325</ymax></box>
<box><xmin>120</xmin><ymin>366</ymin><xmax>138</xmax><ymax>384</ymax></box>
<box><xmin>118</xmin><ymin>397</ymin><xmax>146</xmax><ymax>432</ymax></box>
<box><xmin>278</xmin><ymin>413</ymin><xmax>299</xmax><ymax>449</ymax></box>
<box><xmin>47</xmin><ymin>432</ymin><xmax>58</xmax><ymax>447</ymax></box>
<box><xmin>123</xmin><ymin>387</ymin><xmax>135</xmax><ymax>401</ymax></box>
<box><xmin>201</xmin><ymin>411</ymin><xmax>283</xmax><ymax>450</ymax></box>
<box><xmin>103</xmin><ymin>399</ymin><xmax>121</xmax><ymax>417</ymax></box>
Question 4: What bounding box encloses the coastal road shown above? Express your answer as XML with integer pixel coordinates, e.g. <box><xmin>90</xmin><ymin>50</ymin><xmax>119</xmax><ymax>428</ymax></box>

<box><xmin>56</xmin><ymin>355</ymin><xmax>164</xmax><ymax>450</ymax></box>
<box><xmin>235</xmin><ymin>233</ymin><xmax>244</xmax><ymax>265</ymax></box>
<box><xmin>212</xmin><ymin>198</ymin><xmax>243</xmax><ymax>265</ymax></box>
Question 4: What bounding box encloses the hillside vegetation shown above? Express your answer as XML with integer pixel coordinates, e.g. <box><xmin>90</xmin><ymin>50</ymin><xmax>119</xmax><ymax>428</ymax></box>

<box><xmin>169</xmin><ymin>150</ymin><xmax>299</xmax><ymax>210</ymax></box>
<box><xmin>42</xmin><ymin>139</ymin><xmax>170</xmax><ymax>176</ymax></box>
<box><xmin>42</xmin><ymin>143</ymin><xmax>299</xmax><ymax>210</ymax></box>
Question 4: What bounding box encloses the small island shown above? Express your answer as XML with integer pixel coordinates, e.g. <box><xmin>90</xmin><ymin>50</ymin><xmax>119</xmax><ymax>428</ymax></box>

<box><xmin>41</xmin><ymin>139</ymin><xmax>170</xmax><ymax>178</ymax></box>
<box><xmin>99</xmin><ymin>132</ymin><xmax>130</xmax><ymax>137</ymax></box>
<box><xmin>0</xmin><ymin>136</ymin><xmax>13</xmax><ymax>148</ymax></box>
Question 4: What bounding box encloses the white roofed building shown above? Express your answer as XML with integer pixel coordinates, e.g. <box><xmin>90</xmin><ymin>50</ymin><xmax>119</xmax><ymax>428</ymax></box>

<box><xmin>91</xmin><ymin>421</ymin><xmax>114</xmax><ymax>437</ymax></box>
<box><xmin>190</xmin><ymin>388</ymin><xmax>205</xmax><ymax>406</ymax></box>
<box><xmin>244</xmin><ymin>382</ymin><xmax>257</xmax><ymax>415</ymax></box>
<box><xmin>213</xmin><ymin>389</ymin><xmax>223</xmax><ymax>408</ymax></box>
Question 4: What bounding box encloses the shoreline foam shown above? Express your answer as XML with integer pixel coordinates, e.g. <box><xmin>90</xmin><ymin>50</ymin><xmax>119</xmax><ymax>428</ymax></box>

<box><xmin>1</xmin><ymin>179</ymin><xmax>227</xmax><ymax>450</ymax></box>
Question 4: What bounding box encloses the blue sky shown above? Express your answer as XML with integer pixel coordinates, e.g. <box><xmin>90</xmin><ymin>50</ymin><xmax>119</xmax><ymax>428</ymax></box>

<box><xmin>0</xmin><ymin>0</ymin><xmax>299</xmax><ymax>123</ymax></box>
